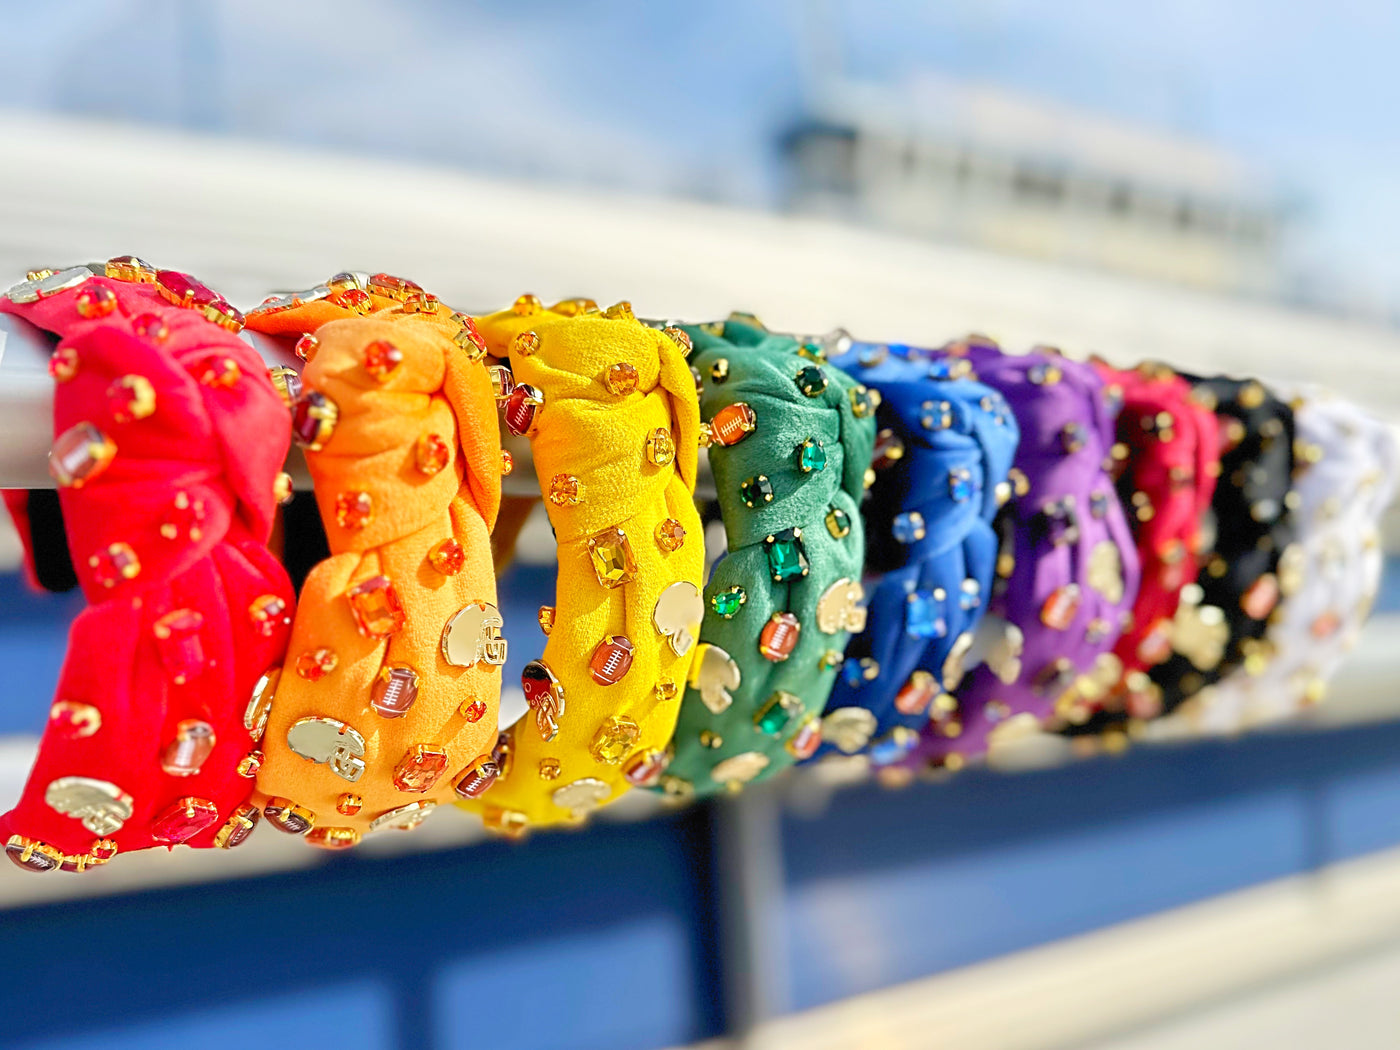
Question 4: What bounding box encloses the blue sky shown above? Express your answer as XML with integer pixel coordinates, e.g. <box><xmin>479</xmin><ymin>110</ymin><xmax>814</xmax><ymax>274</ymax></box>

<box><xmin>1</xmin><ymin>0</ymin><xmax>1397</xmax><ymax>312</ymax></box>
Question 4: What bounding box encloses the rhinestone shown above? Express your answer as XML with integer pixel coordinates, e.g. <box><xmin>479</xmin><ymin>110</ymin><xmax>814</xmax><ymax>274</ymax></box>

<box><xmin>892</xmin><ymin>511</ymin><xmax>926</xmax><ymax>544</ymax></box>
<box><xmin>363</xmin><ymin>339</ymin><xmax>403</xmax><ymax>380</ymax></box>
<box><xmin>429</xmin><ymin>539</ymin><xmax>466</xmax><ymax>576</ymax></box>
<box><xmin>646</xmin><ymin>428</ymin><xmax>677</xmax><ymax>466</ymax></box>
<box><xmin>1061</xmin><ymin>422</ymin><xmax>1088</xmax><ymax>454</ymax></box>
<box><xmin>248</xmin><ymin>594</ymin><xmax>290</xmax><ymax>637</ymax></box>
<box><xmin>765</xmin><ymin>528</ymin><xmax>810</xmax><ymax>581</ymax></box>
<box><xmin>700</xmin><ymin>730</ymin><xmax>723</xmax><ymax>749</ymax></box>
<box><xmin>159</xmin><ymin>719</ymin><xmax>215</xmax><ymax>776</ymax></box>
<box><xmin>202</xmin><ymin>300</ymin><xmax>245</xmax><ymax>333</ymax></box>
<box><xmin>105</xmin><ymin>375</ymin><xmax>156</xmax><ymax>423</ymax></box>
<box><xmin>268</xmin><ymin>365</ymin><xmax>301</xmax><ymax>406</ymax></box>
<box><xmin>198</xmin><ymin>356</ymin><xmax>241</xmax><ymax>389</ymax></box>
<box><xmin>49</xmin><ymin>700</ymin><xmax>101</xmax><ymax>739</ymax></box>
<box><xmin>459</xmin><ymin>698</ymin><xmax>488</xmax><ymax>722</ymax></box>
<box><xmin>795</xmin><ymin>365</ymin><xmax>827</xmax><ymax>397</ymax></box>
<box><xmin>549</xmin><ymin>474</ymin><xmax>583</xmax><ymax>506</ymax></box>
<box><xmin>454</xmin><ymin>756</ymin><xmax>500</xmax><ymax>799</ymax></box>
<box><xmin>905</xmin><ymin>591</ymin><xmax>947</xmax><ymax>640</ymax></box>
<box><xmin>346</xmin><ymin>575</ymin><xmax>407</xmax><ymax>637</ymax></box>
<box><xmin>393</xmin><ymin>745</ymin><xmax>449</xmax><ymax>793</ymax></box>
<box><xmin>754</xmin><ymin>691</ymin><xmax>804</xmax><ymax>735</ymax></box>
<box><xmin>415</xmin><ymin>432</ymin><xmax>451</xmax><ymax>475</ymax></box>
<box><xmin>604</xmin><ymin>362</ymin><xmax>639</xmax><ymax>396</ymax></box>
<box><xmin>796</xmin><ymin>438</ymin><xmax>827</xmax><ymax>473</ymax></box>
<box><xmin>90</xmin><ymin>838</ymin><xmax>119</xmax><ymax>862</ymax></box>
<box><xmin>105</xmin><ymin>255</ymin><xmax>153</xmax><ymax>282</ymax></box>
<box><xmin>213</xmin><ymin>805</ymin><xmax>259</xmax><ymax>849</ymax></box>
<box><xmin>538</xmin><ymin>758</ymin><xmax>561</xmax><ymax>780</ymax></box>
<box><xmin>504</xmin><ymin>383</ymin><xmax>544</xmax><ymax>436</ymax></box>
<box><xmin>537</xmin><ymin>606</ymin><xmax>556</xmax><ymax>634</ymax></box>
<box><xmin>49</xmin><ymin>347</ymin><xmax>80</xmax><ymax>381</ymax></box>
<box><xmin>622</xmin><ymin>749</ymin><xmax>670</xmax><ymax>787</ymax></box>
<box><xmin>50</xmin><ymin>423</ymin><xmax>116</xmax><ymax>487</ymax></box>
<box><xmin>949</xmin><ymin>467</ymin><xmax>977</xmax><ymax>502</ymax></box>
<box><xmin>89</xmin><ymin>542</ymin><xmax>140</xmax><ymax>587</ymax></box>
<box><xmin>151</xmin><ymin>797</ymin><xmax>219</xmax><ymax>844</ymax></box>
<box><xmin>331</xmin><ymin>288</ymin><xmax>372</xmax><ymax>314</ymax></box>
<box><xmin>759</xmin><ymin>613</ymin><xmax>801</xmax><ymax>662</ymax></box>
<box><xmin>850</xmin><ymin>385</ymin><xmax>877</xmax><ymax>417</ymax></box>
<box><xmin>710</xmin><ymin>403</ymin><xmax>757</xmax><ymax>446</ymax></box>
<box><xmin>335</xmin><ymin>491</ymin><xmax>373</xmax><ymax>530</ymax></box>
<box><xmin>306</xmin><ymin>827</ymin><xmax>361</xmax><ymax>851</ymax></box>
<box><xmin>655</xmin><ymin>518</ymin><xmax>686</xmax><ymax>552</ymax></box>
<box><xmin>1090</xmin><ymin>491</ymin><xmax>1111</xmax><ymax>519</ymax></box>
<box><xmin>603</xmin><ymin>300</ymin><xmax>634</xmax><ymax>320</ymax></box>
<box><xmin>501</xmin><ymin>450</ymin><xmax>513</xmax><ymax>475</ymax></box>
<box><xmin>1028</xmin><ymin>362</ymin><xmax>1063</xmax><ymax>385</ymax></box>
<box><xmin>151</xmin><ymin>608</ymin><xmax>206</xmax><ymax>684</ymax></box>
<box><xmin>587</xmin><ymin>526</ymin><xmax>637</xmax><ymax>588</ymax></box>
<box><xmin>293</xmin><ymin>333</ymin><xmax>319</xmax><ymax>361</ymax></box>
<box><xmin>844</xmin><ymin>656</ymin><xmax>881</xmax><ymax>687</ymax></box>
<box><xmin>74</xmin><ymin>284</ymin><xmax>117</xmax><ymax>319</ymax></box>
<box><xmin>1040</xmin><ymin>584</ymin><xmax>1081</xmax><ymax>630</ymax></box>
<box><xmin>711</xmin><ymin>752</ymin><xmax>770</xmax><ymax>787</ymax></box>
<box><xmin>588</xmin><ymin>636</ymin><xmax>636</xmax><ymax>685</ymax></box>
<box><xmin>263</xmin><ymin>798</ymin><xmax>314</xmax><ymax>835</ymax></box>
<box><xmin>513</xmin><ymin>330</ymin><xmax>540</xmax><ymax>357</ymax></box>
<box><xmin>894</xmin><ymin>671</ymin><xmax>940</xmax><ymax>715</ymax></box>
<box><xmin>740</xmin><ymin>475</ymin><xmax>774</xmax><ymax>507</ymax></box>
<box><xmin>921</xmin><ymin>401</ymin><xmax>953</xmax><ymax>430</ymax></box>
<box><xmin>591</xmin><ymin>716</ymin><xmax>641</xmax><ymax>764</ymax></box>
<box><xmin>825</xmin><ymin>507</ymin><xmax>851</xmax><ymax>539</ymax></box>
<box><xmin>155</xmin><ymin>270</ymin><xmax>216</xmax><ymax>310</ymax></box>
<box><xmin>273</xmin><ymin>473</ymin><xmax>294</xmax><ymax>504</ymax></box>
<box><xmin>489</xmin><ymin>365</ymin><xmax>515</xmax><ymax>401</ymax></box>
<box><xmin>236</xmin><ymin>751</ymin><xmax>262</xmax><ymax>777</ymax></box>
<box><xmin>453</xmin><ymin>315</ymin><xmax>488</xmax><ymax>359</ymax></box>
<box><xmin>295</xmin><ymin>647</ymin><xmax>338</xmax><ymax>681</ymax></box>
<box><xmin>710</xmin><ymin>358</ymin><xmax>730</xmax><ymax>382</ymax></box>
<box><xmin>512</xmin><ymin>294</ymin><xmax>542</xmax><ymax>315</ymax></box>
<box><xmin>711</xmin><ymin>586</ymin><xmax>746</xmax><ymax>618</ymax></box>
<box><xmin>291</xmin><ymin>391</ymin><xmax>338</xmax><ymax>450</ymax></box>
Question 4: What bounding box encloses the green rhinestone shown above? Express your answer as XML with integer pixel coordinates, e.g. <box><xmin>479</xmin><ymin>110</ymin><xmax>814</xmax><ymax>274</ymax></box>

<box><xmin>765</xmin><ymin>527</ymin><xmax>809</xmax><ymax>581</ymax></box>
<box><xmin>825</xmin><ymin>507</ymin><xmax>851</xmax><ymax>539</ymax></box>
<box><xmin>850</xmin><ymin>385</ymin><xmax>877</xmax><ymax>418</ymax></box>
<box><xmin>754</xmin><ymin>691</ymin><xmax>803</xmax><ymax>735</ymax></box>
<box><xmin>798</xmin><ymin>341</ymin><xmax>827</xmax><ymax>363</ymax></box>
<box><xmin>711</xmin><ymin>586</ymin><xmax>747</xmax><ymax>619</ymax></box>
<box><xmin>740</xmin><ymin>475</ymin><xmax>773</xmax><ymax>508</ymax></box>
<box><xmin>795</xmin><ymin>365</ymin><xmax>827</xmax><ymax>397</ymax></box>
<box><xmin>796</xmin><ymin>438</ymin><xmax>827</xmax><ymax>474</ymax></box>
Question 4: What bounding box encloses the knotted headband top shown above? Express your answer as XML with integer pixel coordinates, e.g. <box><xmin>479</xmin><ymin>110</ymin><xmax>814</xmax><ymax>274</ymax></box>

<box><xmin>662</xmin><ymin>317</ymin><xmax>875</xmax><ymax>797</ymax></box>
<box><xmin>1164</xmin><ymin>385</ymin><xmax>1396</xmax><ymax>736</ymax></box>
<box><xmin>1059</xmin><ymin>360</ymin><xmax>1220</xmax><ymax>729</ymax></box>
<box><xmin>1145</xmin><ymin>376</ymin><xmax>1297</xmax><ymax>719</ymax></box>
<box><xmin>816</xmin><ymin>338</ymin><xmax>1019</xmax><ymax>765</ymax></box>
<box><xmin>243</xmin><ymin>272</ymin><xmax>503</xmax><ymax>848</ymax></box>
<box><xmin>0</xmin><ymin>260</ymin><xmax>293</xmax><ymax>870</ymax></box>
<box><xmin>904</xmin><ymin>339</ymin><xmax>1140</xmax><ymax>769</ymax></box>
<box><xmin>458</xmin><ymin>296</ymin><xmax>705</xmax><ymax>833</ymax></box>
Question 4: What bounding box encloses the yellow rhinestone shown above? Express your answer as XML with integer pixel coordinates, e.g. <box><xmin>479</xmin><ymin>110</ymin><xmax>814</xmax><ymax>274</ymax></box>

<box><xmin>605</xmin><ymin>362</ymin><xmax>639</xmax><ymax>396</ymax></box>
<box><xmin>548</xmin><ymin>474</ymin><xmax>583</xmax><ymax>506</ymax></box>
<box><xmin>586</xmin><ymin>526</ymin><xmax>637</xmax><ymax>588</ymax></box>
<box><xmin>513</xmin><ymin>330</ymin><xmax>540</xmax><ymax>356</ymax></box>
<box><xmin>512</xmin><ymin>294</ymin><xmax>542</xmax><ymax>316</ymax></box>
<box><xmin>538</xmin><ymin>606</ymin><xmax>556</xmax><ymax>635</ymax></box>
<box><xmin>538</xmin><ymin>758</ymin><xmax>561</xmax><ymax>781</ymax></box>
<box><xmin>603</xmin><ymin>301</ymin><xmax>635</xmax><ymax>320</ymax></box>
<box><xmin>645</xmin><ymin>428</ymin><xmax>676</xmax><ymax>466</ymax></box>
<box><xmin>590</xmin><ymin>716</ymin><xmax>641</xmax><ymax>764</ymax></box>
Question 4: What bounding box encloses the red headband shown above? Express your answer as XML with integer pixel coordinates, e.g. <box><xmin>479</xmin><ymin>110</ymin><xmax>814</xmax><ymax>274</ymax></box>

<box><xmin>0</xmin><ymin>261</ymin><xmax>294</xmax><ymax>870</ymax></box>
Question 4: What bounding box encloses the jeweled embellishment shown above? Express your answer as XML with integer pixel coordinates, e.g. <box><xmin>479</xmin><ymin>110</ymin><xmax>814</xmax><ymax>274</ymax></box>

<box><xmin>795</xmin><ymin>365</ymin><xmax>827</xmax><ymax>397</ymax></box>
<box><xmin>587</xmin><ymin>525</ymin><xmax>638</xmax><ymax>588</ymax></box>
<box><xmin>605</xmin><ymin>362</ymin><xmax>639</xmax><ymax>395</ymax></box>
<box><xmin>371</xmin><ymin>666</ymin><xmax>420</xmax><ymax>719</ymax></box>
<box><xmin>740</xmin><ymin>475</ymin><xmax>773</xmax><ymax>507</ymax></box>
<box><xmin>393</xmin><ymin>745</ymin><xmax>450</xmax><ymax>793</ymax></box>
<box><xmin>795</xmin><ymin>438</ymin><xmax>826</xmax><ymax>473</ymax></box>
<box><xmin>894</xmin><ymin>670</ymin><xmax>941</xmax><ymax>716</ymax></box>
<box><xmin>754</xmin><ymin>691</ymin><xmax>804</xmax><ymax>735</ymax></box>
<box><xmin>75</xmin><ymin>284</ymin><xmax>117</xmax><ymax>319</ymax></box>
<box><xmin>459</xmin><ymin>698</ymin><xmax>487</xmax><ymax>722</ymax></box>
<box><xmin>5</xmin><ymin>836</ymin><xmax>62</xmax><ymax>873</ymax></box>
<box><xmin>3</xmin><ymin>265</ymin><xmax>90</xmax><ymax>304</ymax></box>
<box><xmin>248</xmin><ymin>594</ymin><xmax>289</xmax><ymax>637</ymax></box>
<box><xmin>691</xmin><ymin>644</ymin><xmax>742</xmax><ymax>714</ymax></box>
<box><xmin>504</xmin><ymin>383</ymin><xmax>544</xmax><ymax>436</ymax></box>
<box><xmin>335</xmin><ymin>491</ymin><xmax>373</xmax><ymax>530</ymax></box>
<box><xmin>346</xmin><ymin>575</ymin><xmax>407</xmax><ymax>637</ymax></box>
<box><xmin>549</xmin><ymin>474</ymin><xmax>583</xmax><ymax>506</ymax></box>
<box><xmin>905</xmin><ymin>590</ymin><xmax>947</xmax><ymax>640</ymax></box>
<box><xmin>363</xmin><ymin>339</ymin><xmax>403</xmax><ymax>380</ymax></box>
<box><xmin>291</xmin><ymin>391</ymin><xmax>339</xmax><ymax>450</ymax></box>
<box><xmin>45</xmin><ymin>776</ymin><xmax>134</xmax><ymax>835</ymax></box>
<box><xmin>214</xmin><ymin>804</ymin><xmax>260</xmax><ymax>849</ymax></box>
<box><xmin>294</xmin><ymin>333</ymin><xmax>319</xmax><ymax>361</ymax></box>
<box><xmin>245</xmin><ymin>668</ymin><xmax>279</xmax><ymax>741</ymax></box>
<box><xmin>872</xmin><ymin>429</ymin><xmax>906</xmax><ymax>469</ymax></box>
<box><xmin>623</xmin><ymin>749</ymin><xmax>670</xmax><ymax>788</ymax></box>
<box><xmin>1241</xmin><ymin>574</ymin><xmax>1280</xmax><ymax>620</ymax></box>
<box><xmin>268</xmin><ymin>365</ymin><xmax>301</xmax><ymax>406</ymax></box>
<box><xmin>765</xmin><ymin>528</ymin><xmax>810</xmax><ymax>582</ymax></box>
<box><xmin>949</xmin><ymin>467</ymin><xmax>976</xmax><ymax>502</ymax></box>
<box><xmin>653</xmin><ymin>581</ymin><xmax>703</xmax><ymax>656</ymax></box>
<box><xmin>89</xmin><ymin>542</ymin><xmax>140</xmax><ymax>588</ymax></box>
<box><xmin>591</xmin><ymin>716</ymin><xmax>641</xmax><ymax>764</ymax></box>
<box><xmin>522</xmin><ymin>660</ymin><xmax>566</xmax><ymax>741</ymax></box>
<box><xmin>152</xmin><ymin>608</ymin><xmax>207</xmax><ymax>684</ymax></box>
<box><xmin>825</xmin><ymin>507</ymin><xmax>851</xmax><ymax>539</ymax></box>
<box><xmin>512</xmin><ymin>330</ymin><xmax>540</xmax><ymax>357</ymax></box>
<box><xmin>759</xmin><ymin>613</ymin><xmax>801</xmax><ymax>662</ymax></box>
<box><xmin>367</xmin><ymin>801</ymin><xmax>437</xmax><ymax>833</ymax></box>
<box><xmin>105</xmin><ymin>375</ymin><xmax>156</xmax><ymax>423</ymax></box>
<box><xmin>295</xmin><ymin>647</ymin><xmax>338</xmax><ymax>681</ymax></box>
<box><xmin>287</xmin><ymin>717</ymin><xmax>367</xmax><ymax>782</ymax></box>
<box><xmin>710</xmin><ymin>403</ymin><xmax>757</xmax><ymax>446</ymax></box>
<box><xmin>1040</xmin><ymin>584</ymin><xmax>1081</xmax><ymax>630</ymax></box>
<box><xmin>415</xmin><ymin>432</ymin><xmax>451</xmax><ymax>476</ymax></box>
<box><xmin>552</xmin><ymin>778</ymin><xmax>610</xmax><ymax>818</ymax></box>
<box><xmin>263</xmin><ymin>798</ymin><xmax>315</xmax><ymax>835</ymax></box>
<box><xmin>646</xmin><ymin>428</ymin><xmax>676</xmax><ymax>466</ymax></box>
<box><xmin>441</xmin><ymin>601</ymin><xmax>508</xmax><ymax>668</ymax></box>
<box><xmin>816</xmin><ymin>578</ymin><xmax>866</xmax><ymax>634</ymax></box>
<box><xmin>50</xmin><ymin>422</ymin><xmax>116</xmax><ymax>487</ymax></box>
<box><xmin>48</xmin><ymin>346</ymin><xmax>79</xmax><ymax>381</ymax></box>
<box><xmin>306</xmin><ymin>827</ymin><xmax>361</xmax><ymax>851</ymax></box>
<box><xmin>711</xmin><ymin>585</ymin><xmax>747</xmax><ymax>618</ymax></box>
<box><xmin>236</xmin><ymin>751</ymin><xmax>263</xmax><ymax>777</ymax></box>
<box><xmin>151</xmin><ymin>797</ymin><xmax>220</xmax><ymax>844</ymax></box>
<box><xmin>655</xmin><ymin>518</ymin><xmax>686</xmax><ymax>551</ymax></box>
<box><xmin>537</xmin><ymin>606</ymin><xmax>556</xmax><ymax>635</ymax></box>
<box><xmin>105</xmin><ymin>255</ymin><xmax>154</xmax><ymax>283</ymax></box>
<box><xmin>786</xmin><ymin>719</ymin><xmax>823</xmax><ymax>759</ymax></box>
<box><xmin>588</xmin><ymin>636</ymin><xmax>636</xmax><ymax>685</ymax></box>
<box><xmin>428</xmin><ymin>538</ymin><xmax>466</xmax><ymax>576</ymax></box>
<box><xmin>892</xmin><ymin>511</ymin><xmax>926</xmax><ymax>544</ymax></box>
<box><xmin>850</xmin><ymin>385</ymin><xmax>877</xmax><ymax>418</ymax></box>
<box><xmin>454</xmin><ymin>756</ymin><xmax>500</xmax><ymax>800</ymax></box>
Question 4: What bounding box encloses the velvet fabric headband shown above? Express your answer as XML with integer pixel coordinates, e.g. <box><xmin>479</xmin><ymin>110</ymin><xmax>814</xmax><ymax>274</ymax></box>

<box><xmin>815</xmin><ymin>338</ymin><xmax>1019</xmax><ymax>766</ymax></box>
<box><xmin>661</xmin><ymin>317</ymin><xmax>875</xmax><ymax>796</ymax></box>
<box><xmin>243</xmin><ymin>272</ymin><xmax>503</xmax><ymax>847</ymax></box>
<box><xmin>902</xmin><ymin>339</ymin><xmax>1140</xmax><ymax>770</ymax></box>
<box><xmin>458</xmin><ymin>297</ymin><xmax>705</xmax><ymax>833</ymax></box>
<box><xmin>0</xmin><ymin>260</ymin><xmax>293</xmax><ymax>869</ymax></box>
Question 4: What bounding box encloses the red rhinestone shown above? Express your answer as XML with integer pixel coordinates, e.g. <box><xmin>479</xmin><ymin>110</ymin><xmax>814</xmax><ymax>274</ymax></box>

<box><xmin>335</xmin><ymin>288</ymin><xmax>373</xmax><ymax>314</ymax></box>
<box><xmin>429</xmin><ymin>539</ymin><xmax>466</xmax><ymax>575</ymax></box>
<box><xmin>150</xmin><ymin>797</ymin><xmax>220</xmax><ymax>844</ymax></box>
<box><xmin>155</xmin><ymin>270</ymin><xmax>218</xmax><ymax>310</ymax></box>
<box><xmin>294</xmin><ymin>333</ymin><xmax>319</xmax><ymax>361</ymax></box>
<box><xmin>415</xmin><ymin>433</ymin><xmax>450</xmax><ymax>475</ymax></box>
<box><xmin>248</xmin><ymin>594</ymin><xmax>290</xmax><ymax>637</ymax></box>
<box><xmin>367</xmin><ymin>273</ymin><xmax>422</xmax><ymax>300</ymax></box>
<box><xmin>589</xmin><ymin>635</ymin><xmax>636</xmax><ymax>685</ymax></box>
<box><xmin>335</xmin><ymin>491</ymin><xmax>373</xmax><ymax>530</ymax></box>
<box><xmin>152</xmin><ymin>608</ymin><xmax>207</xmax><ymax>684</ymax></box>
<box><xmin>88</xmin><ymin>543</ymin><xmax>140</xmax><ymax>588</ymax></box>
<box><xmin>364</xmin><ymin>339</ymin><xmax>403</xmax><ymax>380</ymax></box>
<box><xmin>75</xmin><ymin>285</ymin><xmax>117</xmax><ymax>319</ymax></box>
<box><xmin>159</xmin><ymin>492</ymin><xmax>206</xmax><ymax>541</ymax></box>
<box><xmin>295</xmin><ymin>647</ymin><xmax>338</xmax><ymax>681</ymax></box>
<box><xmin>48</xmin><ymin>347</ymin><xmax>79</xmax><ymax>382</ymax></box>
<box><xmin>131</xmin><ymin>313</ymin><xmax>168</xmax><ymax>342</ymax></box>
<box><xmin>460</xmin><ymin>699</ymin><xmax>487</xmax><ymax>723</ymax></box>
<box><xmin>291</xmin><ymin>391</ymin><xmax>338</xmax><ymax>449</ymax></box>
<box><xmin>759</xmin><ymin>613</ymin><xmax>801</xmax><ymax>662</ymax></box>
<box><xmin>50</xmin><ymin>423</ymin><xmax>116</xmax><ymax>487</ymax></box>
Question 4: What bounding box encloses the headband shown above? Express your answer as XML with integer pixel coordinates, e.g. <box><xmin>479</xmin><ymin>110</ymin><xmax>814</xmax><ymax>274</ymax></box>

<box><xmin>0</xmin><ymin>260</ymin><xmax>293</xmax><ymax>870</ymax></box>
<box><xmin>242</xmin><ymin>272</ymin><xmax>503</xmax><ymax>847</ymax></box>
<box><xmin>1143</xmin><ymin>376</ymin><xmax>1297</xmax><ymax>719</ymax></box>
<box><xmin>904</xmin><ymin>339</ymin><xmax>1140</xmax><ymax>770</ymax></box>
<box><xmin>1058</xmin><ymin>361</ymin><xmax>1220</xmax><ymax>731</ymax></box>
<box><xmin>457</xmin><ymin>297</ymin><xmax>704</xmax><ymax>833</ymax></box>
<box><xmin>1163</xmin><ymin>386</ymin><xmax>1396</xmax><ymax>735</ymax></box>
<box><xmin>815</xmin><ymin>337</ymin><xmax>1019</xmax><ymax>767</ymax></box>
<box><xmin>661</xmin><ymin>317</ymin><xmax>875</xmax><ymax>797</ymax></box>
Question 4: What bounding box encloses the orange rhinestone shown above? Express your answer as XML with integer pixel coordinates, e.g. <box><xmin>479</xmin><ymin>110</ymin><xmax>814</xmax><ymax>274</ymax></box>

<box><xmin>513</xmin><ymin>330</ymin><xmax>540</xmax><ymax>356</ymax></box>
<box><xmin>335</xmin><ymin>491</ymin><xmax>373</xmax><ymax>530</ymax></box>
<box><xmin>415</xmin><ymin>432</ymin><xmax>450</xmax><ymax>476</ymax></box>
<box><xmin>501</xmin><ymin>450</ymin><xmax>513</xmax><ymax>475</ymax></box>
<box><xmin>335</xmin><ymin>793</ymin><xmax>363</xmax><ymax>816</ymax></box>
<box><xmin>459</xmin><ymin>699</ymin><xmax>487</xmax><ymax>722</ymax></box>
<box><xmin>294</xmin><ymin>333</ymin><xmax>319</xmax><ymax>362</ymax></box>
<box><xmin>75</xmin><ymin>285</ymin><xmax>117</xmax><ymax>319</ymax></box>
<box><xmin>655</xmin><ymin>518</ymin><xmax>685</xmax><ymax>552</ymax></box>
<box><xmin>295</xmin><ymin>647</ymin><xmax>338</xmax><ymax>681</ymax></box>
<box><xmin>363</xmin><ymin>339</ymin><xmax>403</xmax><ymax>380</ymax></box>
<box><xmin>604</xmin><ymin>362</ymin><xmax>639</xmax><ymax>396</ymax></box>
<box><xmin>429</xmin><ymin>538</ymin><xmax>466</xmax><ymax>575</ymax></box>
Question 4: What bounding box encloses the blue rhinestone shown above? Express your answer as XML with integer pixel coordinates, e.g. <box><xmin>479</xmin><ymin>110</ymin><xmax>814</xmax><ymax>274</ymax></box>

<box><xmin>949</xmin><ymin>467</ymin><xmax>977</xmax><ymax>502</ymax></box>
<box><xmin>905</xmin><ymin>590</ymin><xmax>948</xmax><ymax>639</ymax></box>
<box><xmin>869</xmin><ymin>728</ymin><xmax>918</xmax><ymax>766</ymax></box>
<box><xmin>927</xmin><ymin>359</ymin><xmax>953</xmax><ymax>380</ymax></box>
<box><xmin>920</xmin><ymin>400</ymin><xmax>953</xmax><ymax>430</ymax></box>
<box><xmin>959</xmin><ymin>578</ymin><xmax>981</xmax><ymax>611</ymax></box>
<box><xmin>892</xmin><ymin>511</ymin><xmax>927</xmax><ymax>544</ymax></box>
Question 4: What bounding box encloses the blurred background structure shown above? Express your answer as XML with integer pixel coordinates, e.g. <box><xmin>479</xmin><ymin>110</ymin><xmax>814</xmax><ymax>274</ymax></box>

<box><xmin>2</xmin><ymin>4</ymin><xmax>1400</xmax><ymax>1050</ymax></box>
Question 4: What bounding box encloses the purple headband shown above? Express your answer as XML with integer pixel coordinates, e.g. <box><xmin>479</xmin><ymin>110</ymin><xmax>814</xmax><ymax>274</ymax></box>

<box><xmin>907</xmin><ymin>342</ymin><xmax>1140</xmax><ymax>767</ymax></box>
